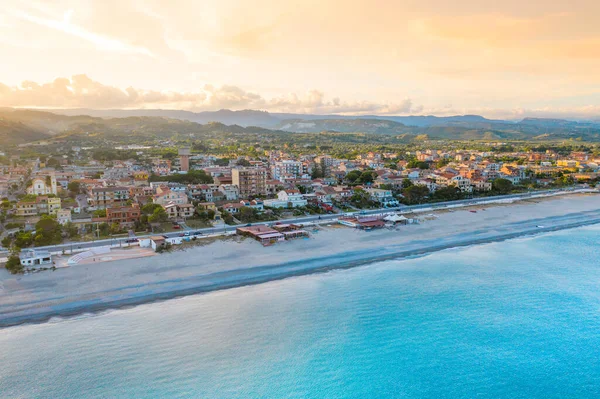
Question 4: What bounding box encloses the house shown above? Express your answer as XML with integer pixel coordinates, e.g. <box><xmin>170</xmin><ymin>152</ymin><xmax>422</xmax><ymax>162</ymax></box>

<box><xmin>16</xmin><ymin>199</ymin><xmax>38</xmax><ymax>217</ymax></box>
<box><xmin>153</xmin><ymin>188</ymin><xmax>188</xmax><ymax>206</ymax></box>
<box><xmin>222</xmin><ymin>202</ymin><xmax>244</xmax><ymax>214</ymax></box>
<box><xmin>218</xmin><ymin>184</ymin><xmax>239</xmax><ymax>201</ymax></box>
<box><xmin>264</xmin><ymin>190</ymin><xmax>308</xmax><ymax>208</ymax></box>
<box><xmin>150</xmin><ymin>236</ymin><xmax>166</xmax><ymax>251</ymax></box>
<box><xmin>19</xmin><ymin>249</ymin><xmax>53</xmax><ymax>268</ymax></box>
<box><xmin>36</xmin><ymin>196</ymin><xmax>62</xmax><ymax>215</ymax></box>
<box><xmin>56</xmin><ymin>209</ymin><xmax>72</xmax><ymax>225</ymax></box>
<box><xmin>164</xmin><ymin>203</ymin><xmax>195</xmax><ymax>220</ymax></box>
<box><xmin>106</xmin><ymin>205</ymin><xmax>141</xmax><ymax>227</ymax></box>
<box><xmin>16</xmin><ymin>196</ymin><xmax>62</xmax><ymax>216</ymax></box>
<box><xmin>239</xmin><ymin>199</ymin><xmax>264</xmax><ymax>211</ymax></box>
<box><xmin>90</xmin><ymin>186</ymin><xmax>130</xmax><ymax>209</ymax></box>
<box><xmin>187</xmin><ymin>184</ymin><xmax>218</xmax><ymax>202</ymax></box>
<box><xmin>414</xmin><ymin>178</ymin><xmax>438</xmax><ymax>192</ymax></box>
<box><xmin>449</xmin><ymin>175</ymin><xmax>473</xmax><ymax>192</ymax></box>
<box><xmin>472</xmin><ymin>178</ymin><xmax>492</xmax><ymax>191</ymax></box>
<box><xmin>366</xmin><ymin>188</ymin><xmax>399</xmax><ymax>207</ymax></box>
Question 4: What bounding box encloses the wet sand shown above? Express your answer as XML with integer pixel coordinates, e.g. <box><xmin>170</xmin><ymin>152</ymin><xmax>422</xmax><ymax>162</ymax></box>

<box><xmin>1</xmin><ymin>193</ymin><xmax>599</xmax><ymax>328</ymax></box>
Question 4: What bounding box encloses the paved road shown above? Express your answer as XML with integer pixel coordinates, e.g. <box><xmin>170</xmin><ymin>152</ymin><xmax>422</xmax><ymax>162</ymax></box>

<box><xmin>0</xmin><ymin>188</ymin><xmax>595</xmax><ymax>256</ymax></box>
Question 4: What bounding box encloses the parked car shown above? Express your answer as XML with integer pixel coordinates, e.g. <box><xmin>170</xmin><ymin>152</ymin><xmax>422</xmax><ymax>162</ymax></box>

<box><xmin>125</xmin><ymin>238</ymin><xmax>138</xmax><ymax>243</ymax></box>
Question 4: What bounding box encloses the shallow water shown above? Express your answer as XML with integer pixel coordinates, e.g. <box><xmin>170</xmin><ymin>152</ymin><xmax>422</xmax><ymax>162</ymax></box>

<box><xmin>1</xmin><ymin>226</ymin><xmax>600</xmax><ymax>398</ymax></box>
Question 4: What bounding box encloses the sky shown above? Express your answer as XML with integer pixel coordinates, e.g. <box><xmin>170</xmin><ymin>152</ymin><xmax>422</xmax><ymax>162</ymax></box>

<box><xmin>1</xmin><ymin>0</ymin><xmax>600</xmax><ymax>119</ymax></box>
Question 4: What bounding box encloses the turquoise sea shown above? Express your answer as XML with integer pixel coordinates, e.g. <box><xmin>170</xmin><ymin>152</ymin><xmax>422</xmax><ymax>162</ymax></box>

<box><xmin>2</xmin><ymin>226</ymin><xmax>600</xmax><ymax>398</ymax></box>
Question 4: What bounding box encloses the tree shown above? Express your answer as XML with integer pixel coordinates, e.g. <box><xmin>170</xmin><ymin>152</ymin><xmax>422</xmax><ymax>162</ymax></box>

<box><xmin>432</xmin><ymin>186</ymin><xmax>462</xmax><ymax>201</ymax></box>
<box><xmin>236</xmin><ymin>159</ymin><xmax>251</xmax><ymax>167</ymax></box>
<box><xmin>93</xmin><ymin>209</ymin><xmax>107</xmax><ymax>218</ymax></box>
<box><xmin>63</xmin><ymin>222</ymin><xmax>79</xmax><ymax>238</ymax></box>
<box><xmin>67</xmin><ymin>181</ymin><xmax>81</xmax><ymax>194</ymax></box>
<box><xmin>311</xmin><ymin>163</ymin><xmax>323</xmax><ymax>179</ymax></box>
<box><xmin>34</xmin><ymin>215</ymin><xmax>62</xmax><ymax>246</ymax></box>
<box><xmin>206</xmin><ymin>209</ymin><xmax>216</xmax><ymax>220</ymax></box>
<box><xmin>5</xmin><ymin>254</ymin><xmax>23</xmax><ymax>274</ymax></box>
<box><xmin>97</xmin><ymin>223</ymin><xmax>110</xmax><ymax>236</ymax></box>
<box><xmin>345</xmin><ymin>170</ymin><xmax>362</xmax><ymax>184</ymax></box>
<box><xmin>15</xmin><ymin>231</ymin><xmax>33</xmax><ymax>248</ymax></box>
<box><xmin>349</xmin><ymin>188</ymin><xmax>375</xmax><ymax>209</ymax></box>
<box><xmin>238</xmin><ymin>206</ymin><xmax>258</xmax><ymax>223</ymax></box>
<box><xmin>359</xmin><ymin>171</ymin><xmax>377</xmax><ymax>184</ymax></box>
<box><xmin>492</xmin><ymin>178</ymin><xmax>513</xmax><ymax>194</ymax></box>
<box><xmin>1</xmin><ymin>236</ymin><xmax>12</xmax><ymax>248</ymax></box>
<box><xmin>148</xmin><ymin>170</ymin><xmax>213</xmax><ymax>184</ymax></box>
<box><xmin>402</xmin><ymin>178</ymin><xmax>414</xmax><ymax>189</ymax></box>
<box><xmin>141</xmin><ymin>203</ymin><xmax>163</xmax><ymax>215</ymax></box>
<box><xmin>402</xmin><ymin>185</ymin><xmax>429</xmax><ymax>204</ymax></box>
<box><xmin>436</xmin><ymin>158</ymin><xmax>450</xmax><ymax>168</ymax></box>
<box><xmin>407</xmin><ymin>160</ymin><xmax>429</xmax><ymax>170</ymax></box>
<box><xmin>148</xmin><ymin>207</ymin><xmax>168</xmax><ymax>223</ymax></box>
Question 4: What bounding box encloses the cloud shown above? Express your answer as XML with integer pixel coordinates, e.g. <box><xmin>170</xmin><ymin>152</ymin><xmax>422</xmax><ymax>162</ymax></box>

<box><xmin>8</xmin><ymin>4</ymin><xmax>155</xmax><ymax>57</ymax></box>
<box><xmin>2</xmin><ymin>75</ymin><xmax>599</xmax><ymax>119</ymax></box>
<box><xmin>0</xmin><ymin>75</ymin><xmax>421</xmax><ymax>115</ymax></box>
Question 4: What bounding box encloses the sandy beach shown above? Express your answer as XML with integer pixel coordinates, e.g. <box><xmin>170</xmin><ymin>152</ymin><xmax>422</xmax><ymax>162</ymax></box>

<box><xmin>1</xmin><ymin>193</ymin><xmax>600</xmax><ymax>327</ymax></box>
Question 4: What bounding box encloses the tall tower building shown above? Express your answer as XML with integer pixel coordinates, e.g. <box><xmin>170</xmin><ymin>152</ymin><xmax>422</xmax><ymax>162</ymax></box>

<box><xmin>179</xmin><ymin>148</ymin><xmax>191</xmax><ymax>172</ymax></box>
<box><xmin>232</xmin><ymin>167</ymin><xmax>268</xmax><ymax>198</ymax></box>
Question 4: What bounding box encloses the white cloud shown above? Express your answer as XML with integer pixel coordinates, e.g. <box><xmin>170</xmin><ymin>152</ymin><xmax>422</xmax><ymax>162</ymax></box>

<box><xmin>0</xmin><ymin>75</ymin><xmax>422</xmax><ymax>115</ymax></box>
<box><xmin>9</xmin><ymin>7</ymin><xmax>155</xmax><ymax>57</ymax></box>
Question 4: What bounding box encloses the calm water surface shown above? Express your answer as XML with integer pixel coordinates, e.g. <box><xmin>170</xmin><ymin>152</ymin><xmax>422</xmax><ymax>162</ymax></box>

<box><xmin>1</xmin><ymin>226</ymin><xmax>600</xmax><ymax>398</ymax></box>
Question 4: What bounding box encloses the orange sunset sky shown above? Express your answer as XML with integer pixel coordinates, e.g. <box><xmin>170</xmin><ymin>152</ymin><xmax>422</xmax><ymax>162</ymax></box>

<box><xmin>1</xmin><ymin>0</ymin><xmax>599</xmax><ymax>119</ymax></box>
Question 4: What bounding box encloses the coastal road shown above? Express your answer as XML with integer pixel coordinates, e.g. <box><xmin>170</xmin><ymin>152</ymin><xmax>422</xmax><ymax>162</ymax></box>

<box><xmin>0</xmin><ymin>188</ymin><xmax>595</xmax><ymax>257</ymax></box>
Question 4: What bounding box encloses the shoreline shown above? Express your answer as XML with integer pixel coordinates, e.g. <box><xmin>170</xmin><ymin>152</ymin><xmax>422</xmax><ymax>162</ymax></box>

<box><xmin>2</xmin><ymin>204</ymin><xmax>600</xmax><ymax>328</ymax></box>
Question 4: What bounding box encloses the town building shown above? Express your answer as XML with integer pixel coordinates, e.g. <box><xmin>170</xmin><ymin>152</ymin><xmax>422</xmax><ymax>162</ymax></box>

<box><xmin>106</xmin><ymin>205</ymin><xmax>141</xmax><ymax>227</ymax></box>
<box><xmin>56</xmin><ymin>209</ymin><xmax>72</xmax><ymax>225</ymax></box>
<box><xmin>264</xmin><ymin>190</ymin><xmax>308</xmax><ymax>208</ymax></box>
<box><xmin>232</xmin><ymin>167</ymin><xmax>268</xmax><ymax>198</ymax></box>
<box><xmin>90</xmin><ymin>186</ymin><xmax>130</xmax><ymax>209</ymax></box>
<box><xmin>179</xmin><ymin>148</ymin><xmax>191</xmax><ymax>172</ymax></box>
<box><xmin>27</xmin><ymin>175</ymin><xmax>58</xmax><ymax>196</ymax></box>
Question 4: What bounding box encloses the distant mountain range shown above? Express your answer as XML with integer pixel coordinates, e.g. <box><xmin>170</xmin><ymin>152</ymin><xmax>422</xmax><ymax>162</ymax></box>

<box><xmin>1</xmin><ymin>107</ymin><xmax>600</xmax><ymax>145</ymax></box>
<box><xmin>49</xmin><ymin>108</ymin><xmax>515</xmax><ymax>128</ymax></box>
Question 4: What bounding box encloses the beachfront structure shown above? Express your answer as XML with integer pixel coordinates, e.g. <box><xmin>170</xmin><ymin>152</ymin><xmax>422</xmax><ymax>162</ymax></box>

<box><xmin>19</xmin><ymin>249</ymin><xmax>53</xmax><ymax>268</ymax></box>
<box><xmin>236</xmin><ymin>224</ymin><xmax>308</xmax><ymax>245</ymax></box>
<box><xmin>339</xmin><ymin>216</ymin><xmax>386</xmax><ymax>229</ymax></box>
<box><xmin>232</xmin><ymin>167</ymin><xmax>268</xmax><ymax>198</ymax></box>
<box><xmin>236</xmin><ymin>224</ymin><xmax>285</xmax><ymax>245</ymax></box>
<box><xmin>264</xmin><ymin>190</ymin><xmax>308</xmax><ymax>208</ymax></box>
